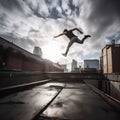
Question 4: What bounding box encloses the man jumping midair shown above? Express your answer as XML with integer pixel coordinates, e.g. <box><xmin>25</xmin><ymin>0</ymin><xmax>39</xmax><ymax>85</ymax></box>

<box><xmin>54</xmin><ymin>28</ymin><xmax>91</xmax><ymax>57</ymax></box>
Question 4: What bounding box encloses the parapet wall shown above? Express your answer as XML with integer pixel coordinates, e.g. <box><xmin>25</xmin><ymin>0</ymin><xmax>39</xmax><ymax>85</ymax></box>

<box><xmin>104</xmin><ymin>73</ymin><xmax>120</xmax><ymax>101</ymax></box>
<box><xmin>0</xmin><ymin>72</ymin><xmax>104</xmax><ymax>88</ymax></box>
<box><xmin>84</xmin><ymin>73</ymin><xmax>120</xmax><ymax>101</ymax></box>
<box><xmin>0</xmin><ymin>71</ymin><xmax>48</xmax><ymax>88</ymax></box>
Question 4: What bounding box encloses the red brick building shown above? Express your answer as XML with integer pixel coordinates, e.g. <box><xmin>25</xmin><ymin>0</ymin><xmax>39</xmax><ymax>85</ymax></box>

<box><xmin>101</xmin><ymin>44</ymin><xmax>120</xmax><ymax>73</ymax></box>
<box><xmin>101</xmin><ymin>44</ymin><xmax>120</xmax><ymax>101</ymax></box>
<box><xmin>0</xmin><ymin>37</ymin><xmax>63</xmax><ymax>72</ymax></box>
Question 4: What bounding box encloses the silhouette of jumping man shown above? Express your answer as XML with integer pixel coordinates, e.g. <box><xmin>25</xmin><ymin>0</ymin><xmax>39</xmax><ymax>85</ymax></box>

<box><xmin>54</xmin><ymin>28</ymin><xmax>91</xmax><ymax>57</ymax></box>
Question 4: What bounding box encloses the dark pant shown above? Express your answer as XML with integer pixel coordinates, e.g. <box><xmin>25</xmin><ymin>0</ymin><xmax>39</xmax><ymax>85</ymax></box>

<box><xmin>64</xmin><ymin>36</ymin><xmax>86</xmax><ymax>56</ymax></box>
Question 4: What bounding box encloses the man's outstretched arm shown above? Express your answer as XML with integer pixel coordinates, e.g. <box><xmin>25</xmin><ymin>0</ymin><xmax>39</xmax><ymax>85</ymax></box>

<box><xmin>71</xmin><ymin>28</ymin><xmax>83</xmax><ymax>34</ymax></box>
<box><xmin>54</xmin><ymin>32</ymin><xmax>66</xmax><ymax>38</ymax></box>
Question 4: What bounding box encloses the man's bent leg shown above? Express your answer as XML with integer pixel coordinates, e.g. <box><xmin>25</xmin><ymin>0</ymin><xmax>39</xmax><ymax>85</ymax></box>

<box><xmin>62</xmin><ymin>40</ymin><xmax>74</xmax><ymax>56</ymax></box>
<box><xmin>76</xmin><ymin>35</ymin><xmax>91</xmax><ymax>44</ymax></box>
<box><xmin>80</xmin><ymin>35</ymin><xmax>91</xmax><ymax>44</ymax></box>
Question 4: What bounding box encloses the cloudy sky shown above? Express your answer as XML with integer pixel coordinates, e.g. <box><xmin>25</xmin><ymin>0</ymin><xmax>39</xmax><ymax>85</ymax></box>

<box><xmin>0</xmin><ymin>0</ymin><xmax>120</xmax><ymax>69</ymax></box>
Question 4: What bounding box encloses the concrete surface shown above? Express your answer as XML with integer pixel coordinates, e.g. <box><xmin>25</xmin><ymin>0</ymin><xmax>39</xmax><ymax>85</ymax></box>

<box><xmin>0</xmin><ymin>83</ymin><xmax>61</xmax><ymax>120</ymax></box>
<box><xmin>41</xmin><ymin>82</ymin><xmax>120</xmax><ymax>120</ymax></box>
<box><xmin>0</xmin><ymin>81</ymin><xmax>120</xmax><ymax>120</ymax></box>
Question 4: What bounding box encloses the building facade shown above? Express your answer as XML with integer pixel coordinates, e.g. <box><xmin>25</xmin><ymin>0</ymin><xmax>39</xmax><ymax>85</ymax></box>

<box><xmin>71</xmin><ymin>59</ymin><xmax>77</xmax><ymax>72</ymax></box>
<box><xmin>84</xmin><ymin>59</ymin><xmax>99</xmax><ymax>72</ymax></box>
<box><xmin>33</xmin><ymin>46</ymin><xmax>42</xmax><ymax>58</ymax></box>
<box><xmin>100</xmin><ymin>44</ymin><xmax>120</xmax><ymax>101</ymax></box>
<box><xmin>61</xmin><ymin>64</ymin><xmax>68</xmax><ymax>72</ymax></box>
<box><xmin>102</xmin><ymin>44</ymin><xmax>120</xmax><ymax>73</ymax></box>
<box><xmin>0</xmin><ymin>37</ymin><xmax>63</xmax><ymax>72</ymax></box>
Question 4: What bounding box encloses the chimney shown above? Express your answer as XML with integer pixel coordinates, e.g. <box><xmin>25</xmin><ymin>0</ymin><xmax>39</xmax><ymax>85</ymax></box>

<box><xmin>33</xmin><ymin>46</ymin><xmax>42</xmax><ymax>57</ymax></box>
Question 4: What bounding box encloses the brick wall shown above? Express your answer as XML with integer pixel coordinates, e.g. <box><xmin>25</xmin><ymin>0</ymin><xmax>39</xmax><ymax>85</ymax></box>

<box><xmin>7</xmin><ymin>52</ymin><xmax>22</xmax><ymax>70</ymax></box>
<box><xmin>0</xmin><ymin>45</ymin><xmax>63</xmax><ymax>72</ymax></box>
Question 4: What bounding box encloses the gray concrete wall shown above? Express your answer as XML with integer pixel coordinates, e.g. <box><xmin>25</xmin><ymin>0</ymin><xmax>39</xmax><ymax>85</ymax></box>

<box><xmin>83</xmin><ymin>73</ymin><xmax>120</xmax><ymax>101</ymax></box>
<box><xmin>105</xmin><ymin>73</ymin><xmax>120</xmax><ymax>81</ymax></box>
<box><xmin>47</xmin><ymin>72</ymin><xmax>104</xmax><ymax>80</ymax></box>
<box><xmin>0</xmin><ymin>72</ymin><xmax>48</xmax><ymax>88</ymax></box>
<box><xmin>105</xmin><ymin>73</ymin><xmax>120</xmax><ymax>100</ymax></box>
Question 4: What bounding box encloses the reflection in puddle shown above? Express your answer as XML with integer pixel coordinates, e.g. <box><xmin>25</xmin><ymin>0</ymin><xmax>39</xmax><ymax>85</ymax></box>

<box><xmin>54</xmin><ymin>102</ymin><xmax>63</xmax><ymax>108</ymax></box>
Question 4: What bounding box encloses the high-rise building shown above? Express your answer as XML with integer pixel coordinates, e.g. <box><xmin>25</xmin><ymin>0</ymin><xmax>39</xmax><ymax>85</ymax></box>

<box><xmin>61</xmin><ymin>64</ymin><xmax>68</xmax><ymax>72</ymax></box>
<box><xmin>84</xmin><ymin>59</ymin><xmax>99</xmax><ymax>71</ymax></box>
<box><xmin>101</xmin><ymin>44</ymin><xmax>120</xmax><ymax>73</ymax></box>
<box><xmin>71</xmin><ymin>59</ymin><xmax>77</xmax><ymax>72</ymax></box>
<box><xmin>33</xmin><ymin>46</ymin><xmax>42</xmax><ymax>57</ymax></box>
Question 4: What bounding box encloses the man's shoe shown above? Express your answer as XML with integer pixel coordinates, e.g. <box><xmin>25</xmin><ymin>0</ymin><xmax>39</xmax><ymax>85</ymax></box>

<box><xmin>62</xmin><ymin>53</ymin><xmax>67</xmax><ymax>57</ymax></box>
<box><xmin>84</xmin><ymin>35</ymin><xmax>91</xmax><ymax>38</ymax></box>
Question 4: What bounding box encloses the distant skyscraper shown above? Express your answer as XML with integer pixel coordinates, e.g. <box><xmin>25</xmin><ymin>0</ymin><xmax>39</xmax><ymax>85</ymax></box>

<box><xmin>33</xmin><ymin>46</ymin><xmax>42</xmax><ymax>57</ymax></box>
<box><xmin>61</xmin><ymin>64</ymin><xmax>68</xmax><ymax>72</ymax></box>
<box><xmin>84</xmin><ymin>59</ymin><xmax>99</xmax><ymax>70</ymax></box>
<box><xmin>71</xmin><ymin>59</ymin><xmax>77</xmax><ymax>72</ymax></box>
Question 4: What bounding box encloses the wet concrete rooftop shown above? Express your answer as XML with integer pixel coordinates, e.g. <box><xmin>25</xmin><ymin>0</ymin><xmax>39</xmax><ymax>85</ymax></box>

<box><xmin>0</xmin><ymin>81</ymin><xmax>119</xmax><ymax>120</ymax></box>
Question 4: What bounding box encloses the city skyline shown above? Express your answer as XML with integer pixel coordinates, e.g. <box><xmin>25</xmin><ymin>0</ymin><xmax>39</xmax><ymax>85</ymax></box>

<box><xmin>0</xmin><ymin>0</ymin><xmax>120</xmax><ymax>67</ymax></box>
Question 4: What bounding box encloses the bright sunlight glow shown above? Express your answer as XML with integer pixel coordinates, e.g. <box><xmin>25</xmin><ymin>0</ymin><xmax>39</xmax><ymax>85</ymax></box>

<box><xmin>42</xmin><ymin>41</ymin><xmax>63</xmax><ymax>62</ymax></box>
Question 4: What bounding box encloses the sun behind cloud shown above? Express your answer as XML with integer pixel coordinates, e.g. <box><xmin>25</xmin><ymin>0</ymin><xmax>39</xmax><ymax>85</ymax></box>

<box><xmin>42</xmin><ymin>41</ymin><xmax>63</xmax><ymax>62</ymax></box>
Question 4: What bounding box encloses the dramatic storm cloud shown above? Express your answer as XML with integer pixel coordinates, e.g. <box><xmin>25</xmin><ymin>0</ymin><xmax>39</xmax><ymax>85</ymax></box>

<box><xmin>0</xmin><ymin>0</ymin><xmax>120</xmax><ymax>69</ymax></box>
